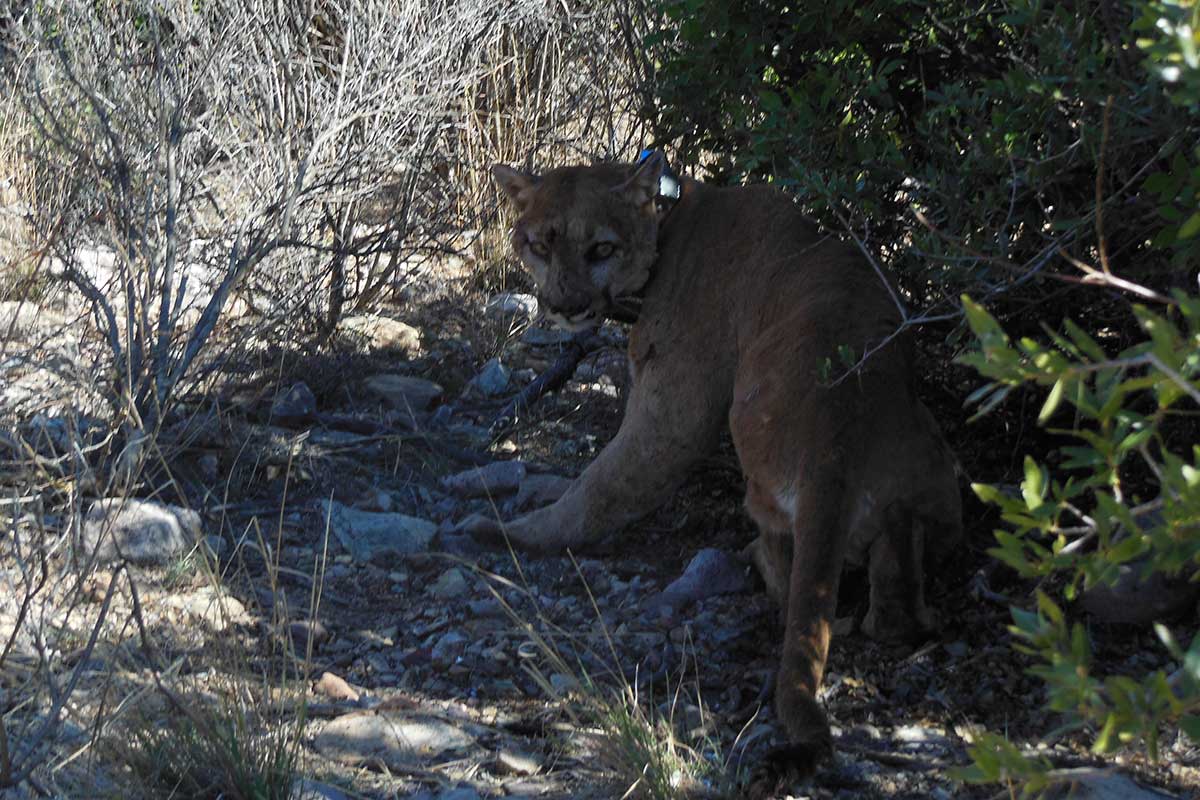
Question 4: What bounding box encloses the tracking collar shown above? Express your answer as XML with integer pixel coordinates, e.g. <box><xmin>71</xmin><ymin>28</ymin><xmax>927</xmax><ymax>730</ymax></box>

<box><xmin>637</xmin><ymin>149</ymin><xmax>681</xmax><ymax>218</ymax></box>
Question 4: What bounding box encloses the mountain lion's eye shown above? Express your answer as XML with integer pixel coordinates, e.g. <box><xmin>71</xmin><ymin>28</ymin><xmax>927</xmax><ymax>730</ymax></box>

<box><xmin>587</xmin><ymin>242</ymin><xmax>616</xmax><ymax>261</ymax></box>
<box><xmin>529</xmin><ymin>241</ymin><xmax>549</xmax><ymax>258</ymax></box>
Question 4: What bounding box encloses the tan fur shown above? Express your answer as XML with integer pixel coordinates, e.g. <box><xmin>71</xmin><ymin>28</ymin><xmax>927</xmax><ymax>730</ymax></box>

<box><xmin>489</xmin><ymin>156</ymin><xmax>962</xmax><ymax>769</ymax></box>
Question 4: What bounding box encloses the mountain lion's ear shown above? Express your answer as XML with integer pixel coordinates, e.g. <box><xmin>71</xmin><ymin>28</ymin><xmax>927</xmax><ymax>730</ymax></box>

<box><xmin>491</xmin><ymin>164</ymin><xmax>539</xmax><ymax>208</ymax></box>
<box><xmin>617</xmin><ymin>151</ymin><xmax>665</xmax><ymax>208</ymax></box>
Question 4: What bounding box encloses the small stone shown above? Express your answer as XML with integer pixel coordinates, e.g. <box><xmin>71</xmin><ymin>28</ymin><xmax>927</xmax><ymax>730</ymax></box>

<box><xmin>314</xmin><ymin>672</ymin><xmax>360</xmax><ymax>703</ymax></box>
<box><xmin>271</xmin><ymin>382</ymin><xmax>316</xmax><ymax>424</ymax></box>
<box><xmin>521</xmin><ymin>326</ymin><xmax>574</xmax><ymax>346</ymax></box>
<box><xmin>894</xmin><ymin>724</ymin><xmax>949</xmax><ymax>746</ymax></box>
<box><xmin>289</xmin><ymin>620</ymin><xmax>330</xmax><ymax>652</ymax></box>
<box><xmin>313</xmin><ymin>713</ymin><xmax>475</xmax><ymax>770</ymax></box>
<box><xmin>467</xmin><ymin>598</ymin><xmax>503</xmax><ymax>617</ymax></box>
<box><xmin>431</xmin><ymin>631</ymin><xmax>470</xmax><ymax>666</ymax></box>
<box><xmin>79</xmin><ymin>498</ymin><xmax>203</xmax><ymax>565</ymax></box>
<box><xmin>495</xmin><ymin>748</ymin><xmax>542</xmax><ymax>776</ymax></box>
<box><xmin>430</xmin><ymin>568</ymin><xmax>470</xmax><ymax>599</ymax></box>
<box><xmin>441</xmin><ymin>461</ymin><xmax>527</xmax><ymax>498</ymax></box>
<box><xmin>485</xmin><ymin>292</ymin><xmax>538</xmax><ymax>320</ymax></box>
<box><xmin>292</xmin><ymin>779</ymin><xmax>352</xmax><ymax>800</ymax></box>
<box><xmin>437</xmin><ymin>789</ymin><xmax>482</xmax><ymax>800</ymax></box>
<box><xmin>339</xmin><ymin>315</ymin><xmax>422</xmax><ymax>354</ymax></box>
<box><xmin>354</xmin><ymin>489</ymin><xmax>393</xmax><ymax>513</ymax></box>
<box><xmin>471</xmin><ymin>358</ymin><xmax>511</xmax><ymax>397</ymax></box>
<box><xmin>363</xmin><ymin>374</ymin><xmax>443</xmax><ymax>411</ymax></box>
<box><xmin>319</xmin><ymin>500</ymin><xmax>436</xmax><ymax>562</ymax></box>
<box><xmin>163</xmin><ymin>586</ymin><xmax>248</xmax><ymax>631</ymax></box>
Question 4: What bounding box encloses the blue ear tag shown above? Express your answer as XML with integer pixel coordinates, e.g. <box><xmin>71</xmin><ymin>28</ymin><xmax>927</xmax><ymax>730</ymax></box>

<box><xmin>636</xmin><ymin>149</ymin><xmax>681</xmax><ymax>202</ymax></box>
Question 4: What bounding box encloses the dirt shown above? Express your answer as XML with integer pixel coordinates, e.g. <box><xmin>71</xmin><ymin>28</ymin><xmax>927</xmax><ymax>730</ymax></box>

<box><xmin>2</xmin><ymin>261</ymin><xmax>1197</xmax><ymax>800</ymax></box>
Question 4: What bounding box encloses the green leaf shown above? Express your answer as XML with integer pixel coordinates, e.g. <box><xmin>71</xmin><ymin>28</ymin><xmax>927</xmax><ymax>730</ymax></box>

<box><xmin>1063</xmin><ymin>318</ymin><xmax>1107</xmax><ymax>361</ymax></box>
<box><xmin>1039</xmin><ymin>377</ymin><xmax>1065</xmax><ymax>424</ymax></box>
<box><xmin>961</xmin><ymin>295</ymin><xmax>1009</xmax><ymax>344</ymax></box>
<box><xmin>1022</xmin><ymin>456</ymin><xmax>1045</xmax><ymax>510</ymax></box>
<box><xmin>1178</xmin><ymin>211</ymin><xmax>1200</xmax><ymax>239</ymax></box>
<box><xmin>1181</xmin><ymin>715</ymin><xmax>1200</xmax><ymax>744</ymax></box>
<box><xmin>972</xmin><ymin>483</ymin><xmax>1007</xmax><ymax>505</ymax></box>
<box><xmin>1093</xmin><ymin>713</ymin><xmax>1118</xmax><ymax>753</ymax></box>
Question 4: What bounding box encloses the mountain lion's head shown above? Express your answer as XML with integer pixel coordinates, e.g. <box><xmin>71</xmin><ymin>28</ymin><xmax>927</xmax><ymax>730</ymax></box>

<box><xmin>491</xmin><ymin>154</ymin><xmax>665</xmax><ymax>331</ymax></box>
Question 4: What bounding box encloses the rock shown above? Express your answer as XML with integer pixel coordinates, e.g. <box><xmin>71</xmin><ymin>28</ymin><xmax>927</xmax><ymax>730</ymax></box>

<box><xmin>354</xmin><ymin>488</ymin><xmax>394</xmax><ymax>513</ymax></box>
<box><xmin>439</xmin><ymin>788</ymin><xmax>483</xmax><ymax>800</ymax></box>
<box><xmin>431</xmin><ymin>630</ymin><xmax>469</xmax><ymax>666</ymax></box>
<box><xmin>292</xmin><ymin>779</ymin><xmax>351</xmax><ymax>800</ymax></box>
<box><xmin>288</xmin><ymin>620</ymin><xmax>330</xmax><ymax>652</ymax></box>
<box><xmin>521</xmin><ymin>327</ymin><xmax>574</xmax><ymax>346</ymax></box>
<box><xmin>319</xmin><ymin>500</ymin><xmax>436</xmax><ymax>562</ymax></box>
<box><xmin>314</xmin><ymin>671</ymin><xmax>360</xmax><ymax>703</ymax></box>
<box><xmin>313</xmin><ymin>712</ymin><xmax>475</xmax><ymax>770</ymax></box>
<box><xmin>79</xmin><ymin>498</ymin><xmax>202</xmax><ymax>565</ymax></box>
<box><xmin>513</xmin><ymin>474</ymin><xmax>573</xmax><ymax>511</ymax></box>
<box><xmin>485</xmin><ymin>292</ymin><xmax>538</xmax><ymax>320</ymax></box>
<box><xmin>893</xmin><ymin>724</ymin><xmax>951</xmax><ymax>749</ymax></box>
<box><xmin>644</xmin><ymin>548</ymin><xmax>747</xmax><ymax>612</ymax></box>
<box><xmin>468</xmin><ymin>598</ymin><xmax>503</xmax><ymax>617</ymax></box>
<box><xmin>339</xmin><ymin>315</ymin><xmax>422</xmax><ymax>354</ymax></box>
<box><xmin>1080</xmin><ymin>559</ymin><xmax>1199</xmax><ymax>625</ymax></box>
<box><xmin>0</xmin><ymin>301</ymin><xmax>66</xmax><ymax>338</ymax></box>
<box><xmin>442</xmin><ymin>461</ymin><xmax>527</xmax><ymax>498</ymax></box>
<box><xmin>471</xmin><ymin>358</ymin><xmax>511</xmax><ymax>397</ymax></box>
<box><xmin>495</xmin><ymin>748</ymin><xmax>542</xmax><ymax>776</ymax></box>
<box><xmin>410</xmin><ymin>789</ymin><xmax>482</xmax><ymax>800</ymax></box>
<box><xmin>163</xmin><ymin>586</ymin><xmax>249</xmax><ymax>631</ymax></box>
<box><xmin>1044</xmin><ymin>768</ymin><xmax>1176</xmax><ymax>799</ymax></box>
<box><xmin>363</xmin><ymin>374</ymin><xmax>443</xmax><ymax>411</ymax></box>
<box><xmin>430</xmin><ymin>568</ymin><xmax>470</xmax><ymax>599</ymax></box>
<box><xmin>271</xmin><ymin>382</ymin><xmax>316</xmax><ymax>424</ymax></box>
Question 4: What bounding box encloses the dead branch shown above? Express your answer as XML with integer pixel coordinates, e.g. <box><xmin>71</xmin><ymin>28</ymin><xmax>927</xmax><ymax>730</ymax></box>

<box><xmin>490</xmin><ymin>330</ymin><xmax>602</xmax><ymax>433</ymax></box>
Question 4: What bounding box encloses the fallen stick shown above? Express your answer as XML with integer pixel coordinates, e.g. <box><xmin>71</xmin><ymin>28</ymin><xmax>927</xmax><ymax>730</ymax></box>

<box><xmin>490</xmin><ymin>330</ymin><xmax>602</xmax><ymax>433</ymax></box>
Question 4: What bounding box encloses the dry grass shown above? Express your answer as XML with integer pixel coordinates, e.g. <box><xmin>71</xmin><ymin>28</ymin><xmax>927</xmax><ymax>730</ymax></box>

<box><xmin>467</xmin><ymin>550</ymin><xmax>745</xmax><ymax>799</ymax></box>
<box><xmin>453</xmin><ymin>4</ymin><xmax>654</xmax><ymax>294</ymax></box>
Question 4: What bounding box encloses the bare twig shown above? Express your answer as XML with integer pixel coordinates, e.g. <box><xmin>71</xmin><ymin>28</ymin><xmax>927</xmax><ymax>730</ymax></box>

<box><xmin>490</xmin><ymin>330</ymin><xmax>602</xmax><ymax>433</ymax></box>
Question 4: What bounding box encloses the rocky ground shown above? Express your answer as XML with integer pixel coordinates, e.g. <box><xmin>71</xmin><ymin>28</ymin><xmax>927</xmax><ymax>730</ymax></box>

<box><xmin>1</xmin><ymin>260</ymin><xmax>1197</xmax><ymax>800</ymax></box>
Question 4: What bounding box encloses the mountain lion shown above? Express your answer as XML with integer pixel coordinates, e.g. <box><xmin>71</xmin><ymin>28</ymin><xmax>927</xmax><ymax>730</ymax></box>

<box><xmin>482</xmin><ymin>153</ymin><xmax>962</xmax><ymax>771</ymax></box>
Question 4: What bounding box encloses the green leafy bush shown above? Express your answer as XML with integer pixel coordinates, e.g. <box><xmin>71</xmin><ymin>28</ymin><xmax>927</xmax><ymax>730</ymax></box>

<box><xmin>646</xmin><ymin>0</ymin><xmax>1198</xmax><ymax>309</ymax></box>
<box><xmin>643</xmin><ymin>0</ymin><xmax>1200</xmax><ymax>792</ymax></box>
<box><xmin>959</xmin><ymin>290</ymin><xmax>1199</xmax><ymax>785</ymax></box>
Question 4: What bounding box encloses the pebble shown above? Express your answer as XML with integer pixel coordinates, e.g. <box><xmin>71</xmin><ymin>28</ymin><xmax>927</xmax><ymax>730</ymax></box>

<box><xmin>442</xmin><ymin>461</ymin><xmax>527</xmax><ymax>498</ymax></box>
<box><xmin>430</xmin><ymin>568</ymin><xmax>470</xmax><ymax>599</ymax></box>
<box><xmin>431</xmin><ymin>631</ymin><xmax>470</xmax><ymax>666</ymax></box>
<box><xmin>271</xmin><ymin>382</ymin><xmax>316</xmax><ymax>424</ymax></box>
<box><xmin>471</xmin><ymin>358</ymin><xmax>511</xmax><ymax>396</ymax></box>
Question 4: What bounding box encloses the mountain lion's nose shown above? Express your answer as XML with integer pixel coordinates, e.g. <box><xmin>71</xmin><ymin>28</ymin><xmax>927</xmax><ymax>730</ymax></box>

<box><xmin>544</xmin><ymin>292</ymin><xmax>591</xmax><ymax>317</ymax></box>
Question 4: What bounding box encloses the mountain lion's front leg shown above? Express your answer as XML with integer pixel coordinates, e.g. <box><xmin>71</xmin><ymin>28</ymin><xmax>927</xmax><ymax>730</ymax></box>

<box><xmin>485</xmin><ymin>362</ymin><xmax>726</xmax><ymax>552</ymax></box>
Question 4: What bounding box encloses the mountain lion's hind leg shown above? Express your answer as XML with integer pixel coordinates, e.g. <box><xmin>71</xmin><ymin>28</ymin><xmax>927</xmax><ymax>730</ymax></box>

<box><xmin>861</xmin><ymin>504</ymin><xmax>935</xmax><ymax>643</ymax></box>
